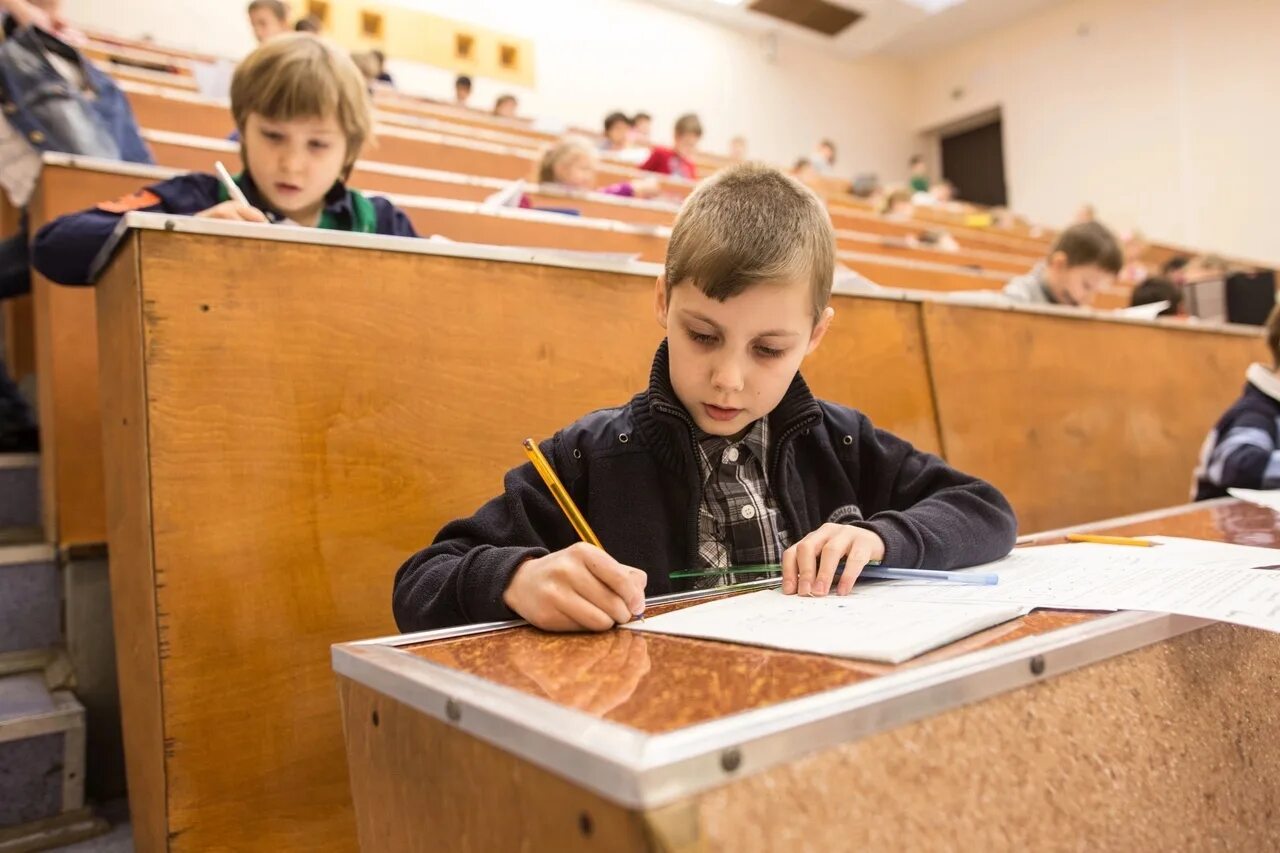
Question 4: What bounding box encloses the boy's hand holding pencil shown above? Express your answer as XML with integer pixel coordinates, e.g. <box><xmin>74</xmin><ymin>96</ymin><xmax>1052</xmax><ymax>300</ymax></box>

<box><xmin>510</xmin><ymin>438</ymin><xmax>647</xmax><ymax>632</ymax></box>
<box><xmin>504</xmin><ymin>543</ymin><xmax>647</xmax><ymax>632</ymax></box>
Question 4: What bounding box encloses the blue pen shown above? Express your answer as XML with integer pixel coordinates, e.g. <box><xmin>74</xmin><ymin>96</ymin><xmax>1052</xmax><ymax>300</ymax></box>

<box><xmin>669</xmin><ymin>563</ymin><xmax>999</xmax><ymax>585</ymax></box>
<box><xmin>859</xmin><ymin>566</ymin><xmax>998</xmax><ymax>585</ymax></box>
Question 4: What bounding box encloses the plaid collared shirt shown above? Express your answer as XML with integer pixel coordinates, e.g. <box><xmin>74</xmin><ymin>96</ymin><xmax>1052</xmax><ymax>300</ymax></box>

<box><xmin>692</xmin><ymin>418</ymin><xmax>791</xmax><ymax>587</ymax></box>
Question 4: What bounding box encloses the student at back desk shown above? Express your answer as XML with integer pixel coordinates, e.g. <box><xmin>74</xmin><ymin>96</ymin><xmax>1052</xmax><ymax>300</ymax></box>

<box><xmin>1002</xmin><ymin>221</ymin><xmax>1122</xmax><ymax>309</ymax></box>
<box><xmin>640</xmin><ymin>113</ymin><xmax>701</xmax><ymax>181</ymax></box>
<box><xmin>32</xmin><ymin>34</ymin><xmax>417</xmax><ymax>285</ymax></box>
<box><xmin>392</xmin><ymin>163</ymin><xmax>1017</xmax><ymax>633</ymax></box>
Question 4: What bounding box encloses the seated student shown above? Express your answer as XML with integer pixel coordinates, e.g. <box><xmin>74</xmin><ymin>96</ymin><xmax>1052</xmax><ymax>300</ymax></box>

<box><xmin>1002</xmin><ymin>222</ymin><xmax>1122</xmax><ymax>308</ymax></box>
<box><xmin>247</xmin><ymin>0</ymin><xmax>288</xmax><ymax>44</ymax></box>
<box><xmin>600</xmin><ymin>111</ymin><xmax>631</xmax><ymax>152</ymax></box>
<box><xmin>32</xmin><ymin>34</ymin><xmax>417</xmax><ymax>286</ymax></box>
<box><xmin>1073</xmin><ymin>203</ymin><xmax>1097</xmax><ymax>225</ymax></box>
<box><xmin>370</xmin><ymin>48</ymin><xmax>393</xmax><ymax>85</ymax></box>
<box><xmin>640</xmin><ymin>113</ymin><xmax>701</xmax><ymax>180</ymax></box>
<box><xmin>391</xmin><ymin>163</ymin><xmax>1018</xmax><ymax>632</ymax></box>
<box><xmin>1161</xmin><ymin>255</ymin><xmax>1191</xmax><ymax>281</ymax></box>
<box><xmin>1129</xmin><ymin>275</ymin><xmax>1181</xmax><ymax>316</ymax></box>
<box><xmin>350</xmin><ymin>50</ymin><xmax>378</xmax><ymax>88</ymax></box>
<box><xmin>494</xmin><ymin>94</ymin><xmax>518</xmax><ymax>119</ymax></box>
<box><xmin>810</xmin><ymin>138</ymin><xmax>836</xmax><ymax>175</ymax></box>
<box><xmin>454</xmin><ymin>74</ymin><xmax>471</xmax><ymax>108</ymax></box>
<box><xmin>791</xmin><ymin>157</ymin><xmax>820</xmax><ymax>190</ymax></box>
<box><xmin>537</xmin><ymin>136</ymin><xmax>659</xmax><ymax>199</ymax></box>
<box><xmin>1193</xmin><ymin>305</ymin><xmax>1280</xmax><ymax>500</ymax></box>
<box><xmin>1118</xmin><ymin>229</ymin><xmax>1150</xmax><ymax>285</ymax></box>
<box><xmin>908</xmin><ymin>154</ymin><xmax>929</xmax><ymax>193</ymax></box>
<box><xmin>630</xmin><ymin>111</ymin><xmax>651</xmax><ymax>146</ymax></box>
<box><xmin>879</xmin><ymin>189</ymin><xmax>958</xmax><ymax>252</ymax></box>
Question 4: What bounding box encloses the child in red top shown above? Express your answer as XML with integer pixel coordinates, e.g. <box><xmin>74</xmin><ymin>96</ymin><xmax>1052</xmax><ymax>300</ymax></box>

<box><xmin>640</xmin><ymin>113</ymin><xmax>701</xmax><ymax>181</ymax></box>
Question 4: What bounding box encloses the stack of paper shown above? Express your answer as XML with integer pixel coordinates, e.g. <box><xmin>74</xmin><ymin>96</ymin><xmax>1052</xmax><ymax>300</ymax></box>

<box><xmin>1228</xmin><ymin>488</ymin><xmax>1280</xmax><ymax>513</ymax></box>
<box><xmin>629</xmin><ymin>537</ymin><xmax>1280</xmax><ymax>663</ymax></box>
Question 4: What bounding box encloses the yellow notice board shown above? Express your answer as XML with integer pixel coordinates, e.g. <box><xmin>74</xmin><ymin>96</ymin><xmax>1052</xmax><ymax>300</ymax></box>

<box><xmin>301</xmin><ymin>0</ymin><xmax>536</xmax><ymax>86</ymax></box>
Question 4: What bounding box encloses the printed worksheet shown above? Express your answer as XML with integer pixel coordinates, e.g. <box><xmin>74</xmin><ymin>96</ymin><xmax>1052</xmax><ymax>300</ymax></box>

<box><xmin>625</xmin><ymin>590</ymin><xmax>1026</xmax><ymax>664</ymax></box>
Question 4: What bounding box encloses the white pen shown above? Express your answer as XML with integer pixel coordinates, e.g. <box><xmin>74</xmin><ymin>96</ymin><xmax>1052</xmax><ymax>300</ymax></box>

<box><xmin>214</xmin><ymin>160</ymin><xmax>253</xmax><ymax>209</ymax></box>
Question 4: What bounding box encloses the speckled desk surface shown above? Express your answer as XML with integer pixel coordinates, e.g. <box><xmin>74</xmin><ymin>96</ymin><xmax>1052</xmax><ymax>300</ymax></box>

<box><xmin>405</xmin><ymin>499</ymin><xmax>1278</xmax><ymax>735</ymax></box>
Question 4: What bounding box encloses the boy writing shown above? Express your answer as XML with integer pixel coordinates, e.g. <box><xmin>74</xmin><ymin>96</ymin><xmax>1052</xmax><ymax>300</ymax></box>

<box><xmin>1002</xmin><ymin>222</ymin><xmax>1121</xmax><ymax>308</ymax></box>
<box><xmin>393</xmin><ymin>163</ymin><xmax>1017</xmax><ymax>632</ymax></box>
<box><xmin>640</xmin><ymin>113</ymin><xmax>702</xmax><ymax>181</ymax></box>
<box><xmin>32</xmin><ymin>34</ymin><xmax>418</xmax><ymax>286</ymax></box>
<box><xmin>1193</xmin><ymin>305</ymin><xmax>1280</xmax><ymax>499</ymax></box>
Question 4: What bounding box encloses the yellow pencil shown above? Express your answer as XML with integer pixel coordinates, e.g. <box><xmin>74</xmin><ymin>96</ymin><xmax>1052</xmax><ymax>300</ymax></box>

<box><xmin>522</xmin><ymin>438</ymin><xmax>602</xmax><ymax>548</ymax></box>
<box><xmin>1066</xmin><ymin>533</ymin><xmax>1156</xmax><ymax>547</ymax></box>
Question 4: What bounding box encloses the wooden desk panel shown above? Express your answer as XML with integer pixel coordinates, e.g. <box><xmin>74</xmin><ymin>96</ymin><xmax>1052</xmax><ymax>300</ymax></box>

<box><xmin>338</xmin><ymin>499</ymin><xmax>1280</xmax><ymax>851</ymax></box>
<box><xmin>93</xmin><ymin>222</ymin><xmax>936</xmax><ymax>851</ymax></box>
<box><xmin>26</xmin><ymin>167</ymin><xmax>150</xmax><ymax>545</ymax></box>
<box><xmin>924</xmin><ymin>301</ymin><xmax>1265</xmax><ymax>532</ymax></box>
<box><xmin>398</xmin><ymin>207</ymin><xmax>668</xmax><ymax>263</ymax></box>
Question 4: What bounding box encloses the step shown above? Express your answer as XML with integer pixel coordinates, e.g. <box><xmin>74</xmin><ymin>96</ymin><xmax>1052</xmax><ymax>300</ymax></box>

<box><xmin>0</xmin><ymin>672</ymin><xmax>85</xmax><ymax>829</ymax></box>
<box><xmin>0</xmin><ymin>454</ymin><xmax>39</xmax><ymax>532</ymax></box>
<box><xmin>0</xmin><ymin>544</ymin><xmax>58</xmax><ymax>656</ymax></box>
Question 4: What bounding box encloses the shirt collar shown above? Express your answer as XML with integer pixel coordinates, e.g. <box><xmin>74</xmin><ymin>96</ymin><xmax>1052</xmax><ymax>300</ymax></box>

<box><xmin>695</xmin><ymin>418</ymin><xmax>769</xmax><ymax>479</ymax></box>
<box><xmin>1246</xmin><ymin>362</ymin><xmax>1280</xmax><ymax>403</ymax></box>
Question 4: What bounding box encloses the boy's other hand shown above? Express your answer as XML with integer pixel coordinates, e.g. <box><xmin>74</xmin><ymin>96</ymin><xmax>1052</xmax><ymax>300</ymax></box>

<box><xmin>781</xmin><ymin>524</ymin><xmax>885</xmax><ymax>597</ymax></box>
<box><xmin>195</xmin><ymin>201</ymin><xmax>270</xmax><ymax>223</ymax></box>
<box><xmin>504</xmin><ymin>543</ymin><xmax>647</xmax><ymax>632</ymax></box>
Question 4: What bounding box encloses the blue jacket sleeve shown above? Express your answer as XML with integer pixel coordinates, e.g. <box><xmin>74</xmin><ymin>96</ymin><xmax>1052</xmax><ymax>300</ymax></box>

<box><xmin>1203</xmin><ymin>410</ymin><xmax>1280</xmax><ymax>490</ymax></box>
<box><xmin>371</xmin><ymin>197</ymin><xmax>418</xmax><ymax>238</ymax></box>
<box><xmin>835</xmin><ymin>410</ymin><xmax>1018</xmax><ymax>570</ymax></box>
<box><xmin>32</xmin><ymin>198</ymin><xmax>164</xmax><ymax>286</ymax></box>
<box><xmin>31</xmin><ymin>174</ymin><xmax>222</xmax><ymax>285</ymax></box>
<box><xmin>392</xmin><ymin>435</ymin><xmax>579</xmax><ymax>632</ymax></box>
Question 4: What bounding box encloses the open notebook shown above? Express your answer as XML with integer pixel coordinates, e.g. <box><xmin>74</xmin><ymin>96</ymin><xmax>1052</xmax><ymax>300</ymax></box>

<box><xmin>625</xmin><ymin>589</ymin><xmax>1026</xmax><ymax>665</ymax></box>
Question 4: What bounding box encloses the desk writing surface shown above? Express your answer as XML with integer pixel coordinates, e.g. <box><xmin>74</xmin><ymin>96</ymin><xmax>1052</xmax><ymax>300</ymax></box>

<box><xmin>404</xmin><ymin>498</ymin><xmax>1270</xmax><ymax>733</ymax></box>
<box><xmin>407</xmin><ymin>609</ymin><xmax>1096</xmax><ymax>734</ymax></box>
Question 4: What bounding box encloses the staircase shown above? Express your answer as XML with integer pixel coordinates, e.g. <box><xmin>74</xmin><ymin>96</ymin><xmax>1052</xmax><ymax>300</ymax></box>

<box><xmin>0</xmin><ymin>453</ymin><xmax>113</xmax><ymax>850</ymax></box>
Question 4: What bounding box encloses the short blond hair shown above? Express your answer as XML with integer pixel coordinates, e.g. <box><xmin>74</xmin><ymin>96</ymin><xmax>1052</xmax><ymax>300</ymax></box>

<box><xmin>231</xmin><ymin>34</ymin><xmax>372</xmax><ymax>178</ymax></box>
<box><xmin>537</xmin><ymin>136</ymin><xmax>594</xmax><ymax>184</ymax></box>
<box><xmin>664</xmin><ymin>163</ymin><xmax>835</xmax><ymax>323</ymax></box>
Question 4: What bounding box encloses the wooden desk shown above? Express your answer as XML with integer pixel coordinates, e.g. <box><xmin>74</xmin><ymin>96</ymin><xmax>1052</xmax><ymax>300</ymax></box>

<box><xmin>334</xmin><ymin>498</ymin><xmax>1280</xmax><ymax>851</ymax></box>
<box><xmin>91</xmin><ymin>216</ymin><xmax>936</xmax><ymax>851</ymax></box>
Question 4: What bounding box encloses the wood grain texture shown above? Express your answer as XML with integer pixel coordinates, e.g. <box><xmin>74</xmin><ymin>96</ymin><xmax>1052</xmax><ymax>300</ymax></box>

<box><xmin>92</xmin><ymin>230</ymin><xmax>934</xmax><ymax>851</ymax></box>
<box><xmin>23</xmin><ymin>159</ymin><xmax>965</xmax><ymax>548</ymax></box>
<box><xmin>923</xmin><ymin>301</ymin><xmax>1266</xmax><ymax>531</ymax></box>
<box><xmin>690</xmin><ymin>621</ymin><xmax>1280</xmax><ymax>852</ymax></box>
<box><xmin>27</xmin><ymin>168</ymin><xmax>120</xmax><ymax>546</ymax></box>
<box><xmin>93</xmin><ymin>235</ymin><xmax>168</xmax><ymax>853</ymax></box>
<box><xmin>398</xmin><ymin>206</ymin><xmax>668</xmax><ymax>262</ymax></box>
<box><xmin>349</xmin><ymin>504</ymin><xmax>1280</xmax><ymax>852</ymax></box>
<box><xmin>338</xmin><ymin>678</ymin><xmax>651</xmax><ymax>853</ymax></box>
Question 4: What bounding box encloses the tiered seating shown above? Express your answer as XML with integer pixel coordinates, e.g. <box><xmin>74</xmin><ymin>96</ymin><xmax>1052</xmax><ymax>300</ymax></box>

<box><xmin>4</xmin><ymin>27</ymin><xmax>1274</xmax><ymax>851</ymax></box>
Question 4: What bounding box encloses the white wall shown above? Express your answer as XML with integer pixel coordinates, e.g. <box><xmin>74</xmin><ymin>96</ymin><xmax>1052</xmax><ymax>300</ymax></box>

<box><xmin>65</xmin><ymin>0</ymin><xmax>916</xmax><ymax>175</ymax></box>
<box><xmin>910</xmin><ymin>0</ymin><xmax>1280</xmax><ymax>264</ymax></box>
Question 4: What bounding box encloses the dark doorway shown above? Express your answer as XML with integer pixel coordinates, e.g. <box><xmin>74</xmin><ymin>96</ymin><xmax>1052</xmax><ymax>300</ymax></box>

<box><xmin>940</xmin><ymin>117</ymin><xmax>1007</xmax><ymax>207</ymax></box>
